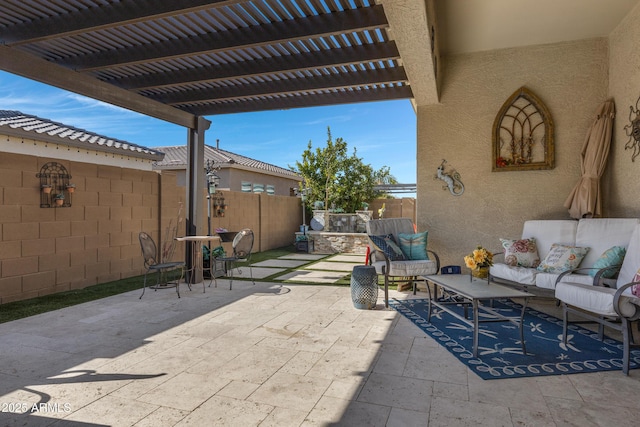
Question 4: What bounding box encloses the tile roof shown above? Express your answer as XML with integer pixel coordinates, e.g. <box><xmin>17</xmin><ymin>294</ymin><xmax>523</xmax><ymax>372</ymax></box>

<box><xmin>154</xmin><ymin>144</ymin><xmax>300</xmax><ymax>179</ymax></box>
<box><xmin>0</xmin><ymin>110</ymin><xmax>164</xmax><ymax>161</ymax></box>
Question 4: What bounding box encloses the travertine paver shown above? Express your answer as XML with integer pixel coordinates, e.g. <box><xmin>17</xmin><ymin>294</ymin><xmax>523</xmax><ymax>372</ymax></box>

<box><xmin>278</xmin><ymin>254</ymin><xmax>326</xmax><ymax>261</ymax></box>
<box><xmin>251</xmin><ymin>259</ymin><xmax>310</xmax><ymax>268</ymax></box>
<box><xmin>274</xmin><ymin>270</ymin><xmax>346</xmax><ymax>283</ymax></box>
<box><xmin>224</xmin><ymin>266</ymin><xmax>285</xmax><ymax>279</ymax></box>
<box><xmin>303</xmin><ymin>261</ymin><xmax>362</xmax><ymax>272</ymax></box>
<box><xmin>324</xmin><ymin>254</ymin><xmax>366</xmax><ymax>263</ymax></box>
<box><xmin>0</xmin><ymin>265</ymin><xmax>639</xmax><ymax>426</ymax></box>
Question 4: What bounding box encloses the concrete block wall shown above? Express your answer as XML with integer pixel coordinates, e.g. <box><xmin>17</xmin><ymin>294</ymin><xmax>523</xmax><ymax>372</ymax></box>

<box><xmin>0</xmin><ymin>152</ymin><xmax>161</xmax><ymax>303</ymax></box>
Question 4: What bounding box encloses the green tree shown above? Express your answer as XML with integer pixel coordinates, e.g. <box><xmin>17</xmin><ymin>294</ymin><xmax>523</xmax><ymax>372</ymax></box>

<box><xmin>293</xmin><ymin>128</ymin><xmax>394</xmax><ymax>213</ymax></box>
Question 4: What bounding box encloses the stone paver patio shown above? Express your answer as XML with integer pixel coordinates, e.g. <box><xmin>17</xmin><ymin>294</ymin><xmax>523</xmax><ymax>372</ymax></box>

<box><xmin>1</xmin><ymin>257</ymin><xmax>639</xmax><ymax>426</ymax></box>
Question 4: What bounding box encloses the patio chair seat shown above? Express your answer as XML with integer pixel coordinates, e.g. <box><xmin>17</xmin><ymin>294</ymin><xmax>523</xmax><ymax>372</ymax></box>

<box><xmin>138</xmin><ymin>231</ymin><xmax>184</xmax><ymax>299</ymax></box>
<box><xmin>556</xmin><ymin>281</ymin><xmax>639</xmax><ymax>318</ymax></box>
<box><xmin>370</xmin><ymin>259</ymin><xmax>437</xmax><ymax>277</ymax></box>
<box><xmin>216</xmin><ymin>228</ymin><xmax>255</xmax><ymax>290</ymax></box>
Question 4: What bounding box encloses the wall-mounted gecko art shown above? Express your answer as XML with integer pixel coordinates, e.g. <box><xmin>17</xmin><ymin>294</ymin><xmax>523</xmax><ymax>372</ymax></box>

<box><xmin>435</xmin><ymin>160</ymin><xmax>464</xmax><ymax>196</ymax></box>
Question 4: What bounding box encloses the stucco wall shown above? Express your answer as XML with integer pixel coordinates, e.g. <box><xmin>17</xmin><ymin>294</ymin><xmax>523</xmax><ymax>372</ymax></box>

<box><xmin>417</xmin><ymin>38</ymin><xmax>609</xmax><ymax>268</ymax></box>
<box><xmin>608</xmin><ymin>1</ymin><xmax>640</xmax><ymax>218</ymax></box>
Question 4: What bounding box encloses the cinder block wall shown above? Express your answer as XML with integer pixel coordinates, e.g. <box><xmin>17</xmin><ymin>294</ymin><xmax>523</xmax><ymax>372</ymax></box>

<box><xmin>1</xmin><ymin>151</ymin><xmax>312</xmax><ymax>304</ymax></box>
<box><xmin>0</xmin><ymin>153</ymin><xmax>161</xmax><ymax>303</ymax></box>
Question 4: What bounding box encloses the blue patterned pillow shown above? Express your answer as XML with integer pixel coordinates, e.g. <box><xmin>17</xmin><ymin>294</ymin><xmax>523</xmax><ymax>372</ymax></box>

<box><xmin>589</xmin><ymin>246</ymin><xmax>626</xmax><ymax>278</ymax></box>
<box><xmin>398</xmin><ymin>232</ymin><xmax>429</xmax><ymax>260</ymax></box>
<box><xmin>368</xmin><ymin>234</ymin><xmax>405</xmax><ymax>261</ymax></box>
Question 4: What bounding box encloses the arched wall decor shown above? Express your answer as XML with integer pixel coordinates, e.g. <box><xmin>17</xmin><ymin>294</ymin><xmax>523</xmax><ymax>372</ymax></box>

<box><xmin>36</xmin><ymin>162</ymin><xmax>73</xmax><ymax>208</ymax></box>
<box><xmin>492</xmin><ymin>86</ymin><xmax>554</xmax><ymax>171</ymax></box>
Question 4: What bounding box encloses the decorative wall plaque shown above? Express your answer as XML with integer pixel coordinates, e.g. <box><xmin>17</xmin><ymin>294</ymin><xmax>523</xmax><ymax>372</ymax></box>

<box><xmin>492</xmin><ymin>87</ymin><xmax>554</xmax><ymax>171</ymax></box>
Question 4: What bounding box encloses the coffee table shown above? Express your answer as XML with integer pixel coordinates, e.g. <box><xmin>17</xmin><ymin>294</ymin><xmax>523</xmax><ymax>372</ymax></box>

<box><xmin>423</xmin><ymin>274</ymin><xmax>531</xmax><ymax>357</ymax></box>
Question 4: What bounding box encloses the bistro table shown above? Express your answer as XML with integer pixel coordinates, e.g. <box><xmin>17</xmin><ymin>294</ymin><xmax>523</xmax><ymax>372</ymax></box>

<box><xmin>175</xmin><ymin>235</ymin><xmax>221</xmax><ymax>291</ymax></box>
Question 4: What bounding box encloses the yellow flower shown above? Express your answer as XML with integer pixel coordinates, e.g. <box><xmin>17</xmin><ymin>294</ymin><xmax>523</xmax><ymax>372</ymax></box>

<box><xmin>464</xmin><ymin>256</ymin><xmax>477</xmax><ymax>269</ymax></box>
<box><xmin>464</xmin><ymin>246</ymin><xmax>493</xmax><ymax>269</ymax></box>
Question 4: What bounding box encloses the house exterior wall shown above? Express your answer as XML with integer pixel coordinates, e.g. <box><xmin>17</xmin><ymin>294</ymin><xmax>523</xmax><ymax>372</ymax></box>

<box><xmin>608</xmin><ymin>1</ymin><xmax>640</xmax><ymax>218</ymax></box>
<box><xmin>170</xmin><ymin>167</ymin><xmax>300</xmax><ymax>196</ymax></box>
<box><xmin>416</xmin><ymin>38</ymin><xmax>609</xmax><ymax>268</ymax></box>
<box><xmin>227</xmin><ymin>168</ymin><xmax>300</xmax><ymax>196</ymax></box>
<box><xmin>1</xmin><ymin>152</ymin><xmax>302</xmax><ymax>304</ymax></box>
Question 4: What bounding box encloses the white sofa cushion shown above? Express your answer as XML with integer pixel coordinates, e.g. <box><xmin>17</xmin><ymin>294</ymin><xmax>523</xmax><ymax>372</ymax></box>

<box><xmin>617</xmin><ymin>224</ymin><xmax>640</xmax><ymax>293</ymax></box>
<box><xmin>535</xmin><ymin>272</ymin><xmax>597</xmax><ymax>290</ymax></box>
<box><xmin>522</xmin><ymin>220</ymin><xmax>577</xmax><ymax>260</ymax></box>
<box><xmin>556</xmin><ymin>281</ymin><xmax>639</xmax><ymax>318</ymax></box>
<box><xmin>490</xmin><ymin>263</ymin><xmax>537</xmax><ymax>286</ymax></box>
<box><xmin>575</xmin><ymin>218</ymin><xmax>639</xmax><ymax>268</ymax></box>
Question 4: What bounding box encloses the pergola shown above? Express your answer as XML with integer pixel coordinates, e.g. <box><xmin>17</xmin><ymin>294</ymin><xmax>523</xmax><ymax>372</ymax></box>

<box><xmin>0</xmin><ymin>0</ymin><xmax>436</xmax><ymax>240</ymax></box>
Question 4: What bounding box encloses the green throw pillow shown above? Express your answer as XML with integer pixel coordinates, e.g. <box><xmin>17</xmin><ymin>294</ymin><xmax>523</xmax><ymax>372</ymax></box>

<box><xmin>398</xmin><ymin>232</ymin><xmax>429</xmax><ymax>260</ymax></box>
<box><xmin>589</xmin><ymin>246</ymin><xmax>626</xmax><ymax>278</ymax></box>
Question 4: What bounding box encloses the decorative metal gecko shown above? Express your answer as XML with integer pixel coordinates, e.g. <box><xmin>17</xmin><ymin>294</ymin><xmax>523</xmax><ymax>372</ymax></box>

<box><xmin>435</xmin><ymin>159</ymin><xmax>464</xmax><ymax>196</ymax></box>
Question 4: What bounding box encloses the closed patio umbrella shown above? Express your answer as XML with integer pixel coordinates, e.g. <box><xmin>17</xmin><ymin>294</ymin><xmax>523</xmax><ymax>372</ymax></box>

<box><xmin>564</xmin><ymin>100</ymin><xmax>615</xmax><ymax>219</ymax></box>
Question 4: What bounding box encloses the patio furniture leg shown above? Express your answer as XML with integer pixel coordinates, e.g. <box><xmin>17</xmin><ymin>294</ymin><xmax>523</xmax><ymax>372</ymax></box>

<box><xmin>384</xmin><ymin>273</ymin><xmax>389</xmax><ymax>308</ymax></box>
<box><xmin>621</xmin><ymin>318</ymin><xmax>631</xmax><ymax>375</ymax></box>
<box><xmin>473</xmin><ymin>299</ymin><xmax>479</xmax><ymax>357</ymax></box>
<box><xmin>562</xmin><ymin>303</ymin><xmax>569</xmax><ymax>344</ymax></box>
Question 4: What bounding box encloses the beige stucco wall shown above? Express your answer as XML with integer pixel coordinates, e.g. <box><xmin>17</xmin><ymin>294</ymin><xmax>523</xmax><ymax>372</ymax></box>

<box><xmin>608</xmin><ymin>1</ymin><xmax>640</xmax><ymax>218</ymax></box>
<box><xmin>417</xmin><ymin>38</ymin><xmax>610</xmax><ymax>268</ymax></box>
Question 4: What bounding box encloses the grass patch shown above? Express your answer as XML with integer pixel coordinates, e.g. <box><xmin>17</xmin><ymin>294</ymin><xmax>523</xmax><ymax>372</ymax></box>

<box><xmin>0</xmin><ymin>246</ymin><xmax>397</xmax><ymax>324</ymax></box>
<box><xmin>0</xmin><ymin>275</ymin><xmax>147</xmax><ymax>324</ymax></box>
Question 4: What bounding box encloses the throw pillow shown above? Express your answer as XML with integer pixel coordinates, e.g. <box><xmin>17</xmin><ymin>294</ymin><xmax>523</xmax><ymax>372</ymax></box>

<box><xmin>385</xmin><ymin>238</ymin><xmax>406</xmax><ymax>261</ymax></box>
<box><xmin>633</xmin><ymin>268</ymin><xmax>640</xmax><ymax>297</ymax></box>
<box><xmin>500</xmin><ymin>238</ymin><xmax>540</xmax><ymax>268</ymax></box>
<box><xmin>397</xmin><ymin>232</ymin><xmax>429</xmax><ymax>260</ymax></box>
<box><xmin>368</xmin><ymin>234</ymin><xmax>405</xmax><ymax>261</ymax></box>
<box><xmin>536</xmin><ymin>244</ymin><xmax>589</xmax><ymax>274</ymax></box>
<box><xmin>589</xmin><ymin>246</ymin><xmax>626</xmax><ymax>278</ymax></box>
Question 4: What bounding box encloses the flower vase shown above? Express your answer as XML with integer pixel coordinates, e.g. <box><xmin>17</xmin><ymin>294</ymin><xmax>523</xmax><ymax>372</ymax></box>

<box><xmin>472</xmin><ymin>266</ymin><xmax>489</xmax><ymax>279</ymax></box>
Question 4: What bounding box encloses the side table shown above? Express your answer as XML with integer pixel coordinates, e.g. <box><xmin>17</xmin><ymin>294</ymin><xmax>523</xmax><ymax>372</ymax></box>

<box><xmin>350</xmin><ymin>265</ymin><xmax>378</xmax><ymax>309</ymax></box>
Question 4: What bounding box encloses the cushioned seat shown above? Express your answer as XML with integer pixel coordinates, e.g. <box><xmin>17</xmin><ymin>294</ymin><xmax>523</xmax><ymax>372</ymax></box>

<box><xmin>555</xmin><ymin>223</ymin><xmax>640</xmax><ymax>374</ymax></box>
<box><xmin>370</xmin><ymin>259</ymin><xmax>438</xmax><ymax>278</ymax></box>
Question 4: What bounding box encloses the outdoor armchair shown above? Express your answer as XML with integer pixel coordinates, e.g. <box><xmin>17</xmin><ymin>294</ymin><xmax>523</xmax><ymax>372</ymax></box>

<box><xmin>138</xmin><ymin>231</ymin><xmax>185</xmax><ymax>298</ymax></box>
<box><xmin>555</xmin><ymin>224</ymin><xmax>640</xmax><ymax>374</ymax></box>
<box><xmin>216</xmin><ymin>228</ymin><xmax>255</xmax><ymax>290</ymax></box>
<box><xmin>366</xmin><ymin>218</ymin><xmax>440</xmax><ymax>307</ymax></box>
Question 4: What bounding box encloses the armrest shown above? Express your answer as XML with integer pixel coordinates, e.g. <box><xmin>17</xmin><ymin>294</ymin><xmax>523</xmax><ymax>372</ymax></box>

<box><xmin>427</xmin><ymin>249</ymin><xmax>441</xmax><ymax>273</ymax></box>
<box><xmin>555</xmin><ymin>265</ymin><xmax>622</xmax><ymax>288</ymax></box>
<box><xmin>613</xmin><ymin>281</ymin><xmax>640</xmax><ymax>321</ymax></box>
<box><xmin>368</xmin><ymin>248</ymin><xmax>391</xmax><ymax>276</ymax></box>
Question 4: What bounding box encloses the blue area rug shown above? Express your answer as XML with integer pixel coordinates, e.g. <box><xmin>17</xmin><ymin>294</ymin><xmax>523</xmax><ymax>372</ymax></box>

<box><xmin>390</xmin><ymin>298</ymin><xmax>640</xmax><ymax>380</ymax></box>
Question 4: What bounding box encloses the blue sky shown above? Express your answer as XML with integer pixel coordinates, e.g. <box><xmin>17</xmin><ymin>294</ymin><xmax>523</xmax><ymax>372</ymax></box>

<box><xmin>0</xmin><ymin>71</ymin><xmax>417</xmax><ymax>184</ymax></box>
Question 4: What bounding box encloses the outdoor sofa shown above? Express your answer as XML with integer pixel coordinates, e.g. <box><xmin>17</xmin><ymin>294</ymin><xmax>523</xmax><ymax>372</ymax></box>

<box><xmin>489</xmin><ymin>218</ymin><xmax>640</xmax><ymax>296</ymax></box>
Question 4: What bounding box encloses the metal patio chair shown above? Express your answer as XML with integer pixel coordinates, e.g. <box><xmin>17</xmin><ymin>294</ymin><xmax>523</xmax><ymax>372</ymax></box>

<box><xmin>216</xmin><ymin>228</ymin><xmax>255</xmax><ymax>290</ymax></box>
<box><xmin>139</xmin><ymin>231</ymin><xmax>185</xmax><ymax>298</ymax></box>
